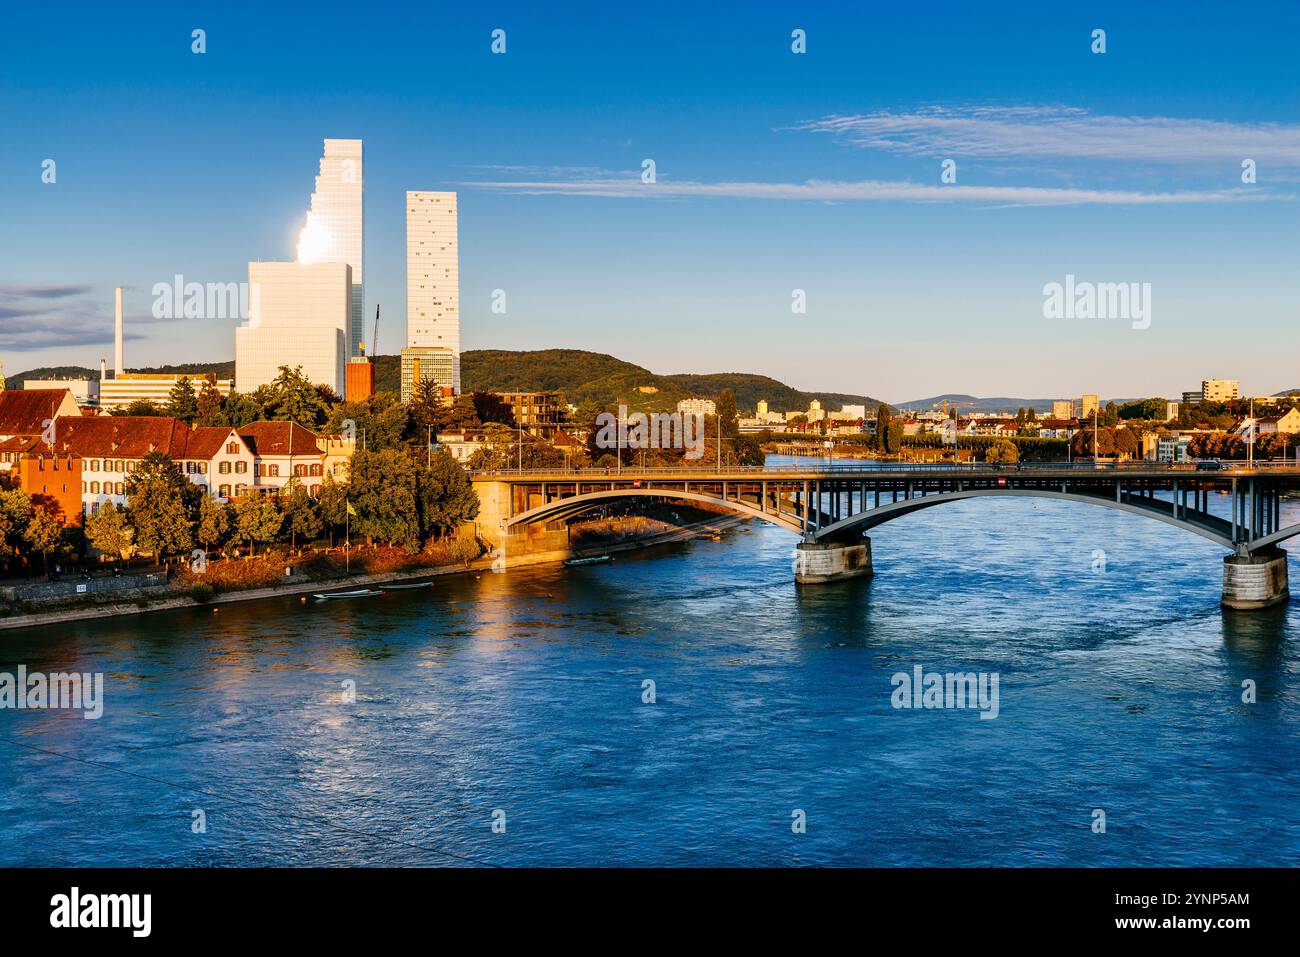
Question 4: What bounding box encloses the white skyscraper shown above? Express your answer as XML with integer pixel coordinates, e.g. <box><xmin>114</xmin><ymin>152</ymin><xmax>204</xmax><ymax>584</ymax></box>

<box><xmin>401</xmin><ymin>190</ymin><xmax>461</xmax><ymax>398</ymax></box>
<box><xmin>235</xmin><ymin>261</ymin><xmax>351</xmax><ymax>395</ymax></box>
<box><xmin>297</xmin><ymin>138</ymin><xmax>364</xmax><ymax>357</ymax></box>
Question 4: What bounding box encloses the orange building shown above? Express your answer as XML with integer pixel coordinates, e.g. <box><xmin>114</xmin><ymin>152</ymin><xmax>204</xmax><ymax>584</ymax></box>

<box><xmin>345</xmin><ymin>358</ymin><xmax>375</xmax><ymax>402</ymax></box>
<box><xmin>15</xmin><ymin>445</ymin><xmax>83</xmax><ymax>526</ymax></box>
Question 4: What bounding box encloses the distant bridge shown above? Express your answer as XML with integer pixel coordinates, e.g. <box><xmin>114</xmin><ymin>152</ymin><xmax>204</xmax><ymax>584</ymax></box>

<box><xmin>471</xmin><ymin>462</ymin><xmax>1300</xmax><ymax>609</ymax></box>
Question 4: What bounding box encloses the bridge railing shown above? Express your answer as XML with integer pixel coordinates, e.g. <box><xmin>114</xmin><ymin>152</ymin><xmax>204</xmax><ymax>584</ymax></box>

<box><xmin>471</xmin><ymin>459</ymin><xmax>1300</xmax><ymax>479</ymax></box>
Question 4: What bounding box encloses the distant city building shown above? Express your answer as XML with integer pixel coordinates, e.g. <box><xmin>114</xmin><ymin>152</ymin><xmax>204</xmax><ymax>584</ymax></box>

<box><xmin>23</xmin><ymin>378</ymin><xmax>101</xmax><ymax>405</ymax></box>
<box><xmin>405</xmin><ymin>190</ymin><xmax>461</xmax><ymax>392</ymax></box>
<box><xmin>498</xmin><ymin>391</ymin><xmax>564</xmax><ymax>432</ymax></box>
<box><xmin>98</xmin><ymin>373</ymin><xmax>233</xmax><ymax>412</ymax></box>
<box><xmin>1182</xmin><ymin>390</ymin><xmax>1204</xmax><ymax>405</ymax></box>
<box><xmin>345</xmin><ymin>357</ymin><xmax>375</xmax><ymax>402</ymax></box>
<box><xmin>1254</xmin><ymin>408</ymin><xmax>1300</xmax><ymax>435</ymax></box>
<box><xmin>677</xmin><ymin>398</ymin><xmax>717</xmax><ymax>416</ymax></box>
<box><xmin>400</xmin><ymin>347</ymin><xmax>457</xmax><ymax>402</ymax></box>
<box><xmin>755</xmin><ymin>399</ymin><xmax>769</xmax><ymax>417</ymax></box>
<box><xmin>1164</xmin><ymin>401</ymin><xmax>1181</xmax><ymax>421</ymax></box>
<box><xmin>1156</xmin><ymin>435</ymin><xmax>1192</xmax><ymax>464</ymax></box>
<box><xmin>1202</xmin><ymin>378</ymin><xmax>1240</xmax><ymax>402</ymax></box>
<box><xmin>1051</xmin><ymin>400</ymin><xmax>1074</xmax><ymax>420</ymax></box>
<box><xmin>236</xmin><ymin>261</ymin><xmax>352</xmax><ymax>395</ymax></box>
<box><xmin>296</xmin><ymin>138</ymin><xmax>365</xmax><ymax>357</ymax></box>
<box><xmin>1080</xmin><ymin>394</ymin><xmax>1099</xmax><ymax>418</ymax></box>
<box><xmin>839</xmin><ymin>404</ymin><xmax>867</xmax><ymax>420</ymax></box>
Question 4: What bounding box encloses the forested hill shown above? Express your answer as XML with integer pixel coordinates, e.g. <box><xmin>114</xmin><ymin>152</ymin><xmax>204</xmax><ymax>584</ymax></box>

<box><xmin>459</xmin><ymin>349</ymin><xmax>887</xmax><ymax>413</ymax></box>
<box><xmin>10</xmin><ymin>350</ymin><xmax>888</xmax><ymax>415</ymax></box>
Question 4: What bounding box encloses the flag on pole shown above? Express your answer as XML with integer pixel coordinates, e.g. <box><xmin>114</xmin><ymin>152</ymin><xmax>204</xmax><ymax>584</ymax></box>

<box><xmin>346</xmin><ymin>501</ymin><xmax>357</xmax><ymax>516</ymax></box>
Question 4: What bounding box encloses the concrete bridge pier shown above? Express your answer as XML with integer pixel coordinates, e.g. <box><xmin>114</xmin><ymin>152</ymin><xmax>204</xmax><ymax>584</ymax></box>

<box><xmin>1222</xmin><ymin>548</ymin><xmax>1290</xmax><ymax>610</ymax></box>
<box><xmin>794</xmin><ymin>538</ymin><xmax>872</xmax><ymax>584</ymax></box>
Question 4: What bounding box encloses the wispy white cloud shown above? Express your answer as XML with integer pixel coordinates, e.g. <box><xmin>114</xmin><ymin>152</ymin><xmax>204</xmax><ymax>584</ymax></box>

<box><xmin>0</xmin><ymin>285</ymin><xmax>157</xmax><ymax>351</ymax></box>
<box><xmin>462</xmin><ymin>175</ymin><xmax>1277</xmax><ymax>207</ymax></box>
<box><xmin>794</xmin><ymin>106</ymin><xmax>1300</xmax><ymax>165</ymax></box>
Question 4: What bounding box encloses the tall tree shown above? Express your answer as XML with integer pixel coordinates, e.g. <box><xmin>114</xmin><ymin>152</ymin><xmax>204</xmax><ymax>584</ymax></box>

<box><xmin>233</xmin><ymin>494</ymin><xmax>282</xmax><ymax>556</ymax></box>
<box><xmin>165</xmin><ymin>376</ymin><xmax>199</xmax><ymax>424</ymax></box>
<box><xmin>22</xmin><ymin>508</ymin><xmax>63</xmax><ymax>573</ymax></box>
<box><xmin>195</xmin><ymin>378</ymin><xmax>226</xmax><ymax>427</ymax></box>
<box><xmin>85</xmin><ymin>504</ymin><xmax>135</xmax><ymax>563</ymax></box>
<box><xmin>347</xmin><ymin>448</ymin><xmax>421</xmax><ymax>551</ymax></box>
<box><xmin>196</xmin><ymin>494</ymin><xmax>231</xmax><ymax>556</ymax></box>
<box><xmin>409</xmin><ymin>378</ymin><xmax>449</xmax><ymax>434</ymax></box>
<box><xmin>281</xmin><ymin>478</ymin><xmax>323</xmax><ymax>551</ymax></box>
<box><xmin>124</xmin><ymin>452</ymin><xmax>197</xmax><ymax>559</ymax></box>
<box><xmin>417</xmin><ymin>448</ymin><xmax>481</xmax><ymax>540</ymax></box>
<box><xmin>222</xmin><ymin>390</ymin><xmax>265</xmax><ymax>428</ymax></box>
<box><xmin>316</xmin><ymin>473</ymin><xmax>349</xmax><ymax>548</ymax></box>
<box><xmin>267</xmin><ymin>365</ymin><xmax>326</xmax><ymax>428</ymax></box>
<box><xmin>0</xmin><ymin>488</ymin><xmax>33</xmax><ymax>561</ymax></box>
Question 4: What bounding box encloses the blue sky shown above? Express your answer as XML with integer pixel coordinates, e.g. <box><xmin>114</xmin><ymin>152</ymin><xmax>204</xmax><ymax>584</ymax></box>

<box><xmin>2</xmin><ymin>0</ymin><xmax>1299</xmax><ymax>403</ymax></box>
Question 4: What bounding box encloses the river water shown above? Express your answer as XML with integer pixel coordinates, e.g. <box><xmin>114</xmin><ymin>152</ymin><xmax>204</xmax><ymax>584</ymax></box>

<box><xmin>2</xmin><ymin>457</ymin><xmax>1298</xmax><ymax>866</ymax></box>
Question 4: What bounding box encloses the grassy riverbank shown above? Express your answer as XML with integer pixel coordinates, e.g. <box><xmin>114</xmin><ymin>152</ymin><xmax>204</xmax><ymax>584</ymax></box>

<box><xmin>0</xmin><ymin>513</ymin><xmax>747</xmax><ymax>632</ymax></box>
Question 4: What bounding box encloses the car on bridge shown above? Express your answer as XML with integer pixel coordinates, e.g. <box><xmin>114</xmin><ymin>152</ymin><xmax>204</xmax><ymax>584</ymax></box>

<box><xmin>1195</xmin><ymin>459</ymin><xmax>1224</xmax><ymax>471</ymax></box>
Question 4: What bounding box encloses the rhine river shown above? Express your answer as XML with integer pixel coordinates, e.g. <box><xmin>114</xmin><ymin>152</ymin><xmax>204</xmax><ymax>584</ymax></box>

<box><xmin>2</xmin><ymin>458</ymin><xmax>1299</xmax><ymax>866</ymax></box>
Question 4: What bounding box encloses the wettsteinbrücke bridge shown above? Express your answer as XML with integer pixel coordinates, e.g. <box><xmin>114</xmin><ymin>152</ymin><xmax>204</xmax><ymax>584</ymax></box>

<box><xmin>471</xmin><ymin>462</ymin><xmax>1300</xmax><ymax>610</ymax></box>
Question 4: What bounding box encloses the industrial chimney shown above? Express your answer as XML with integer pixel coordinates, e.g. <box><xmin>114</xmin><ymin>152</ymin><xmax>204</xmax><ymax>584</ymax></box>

<box><xmin>114</xmin><ymin>286</ymin><xmax>124</xmax><ymax>377</ymax></box>
<box><xmin>99</xmin><ymin>358</ymin><xmax>107</xmax><ymax>381</ymax></box>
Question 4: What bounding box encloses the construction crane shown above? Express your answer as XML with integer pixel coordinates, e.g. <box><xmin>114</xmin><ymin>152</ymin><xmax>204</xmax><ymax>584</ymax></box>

<box><xmin>932</xmin><ymin>399</ymin><xmax>976</xmax><ymax>418</ymax></box>
<box><xmin>372</xmin><ymin>304</ymin><xmax>380</xmax><ymax>357</ymax></box>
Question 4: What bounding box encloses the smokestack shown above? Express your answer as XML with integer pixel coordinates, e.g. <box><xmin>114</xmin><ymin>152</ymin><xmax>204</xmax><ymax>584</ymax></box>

<box><xmin>99</xmin><ymin>358</ymin><xmax>107</xmax><ymax>381</ymax></box>
<box><xmin>114</xmin><ymin>286</ymin><xmax>124</xmax><ymax>377</ymax></box>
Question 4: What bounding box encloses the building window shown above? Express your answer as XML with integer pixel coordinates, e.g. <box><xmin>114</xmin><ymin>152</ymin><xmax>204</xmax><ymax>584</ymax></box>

<box><xmin>294</xmin><ymin>464</ymin><xmax>307</xmax><ymax>477</ymax></box>
<box><xmin>310</xmin><ymin>484</ymin><xmax>320</xmax><ymax>496</ymax></box>
<box><xmin>226</xmin><ymin>442</ymin><xmax>240</xmax><ymax>454</ymax></box>
<box><xmin>234</xmin><ymin>483</ymin><xmax>247</xmax><ymax>497</ymax></box>
<box><xmin>235</xmin><ymin>461</ymin><xmax>248</xmax><ymax>474</ymax></box>
<box><xmin>115</xmin><ymin>482</ymin><xmax>124</xmax><ymax>495</ymax></box>
<box><xmin>90</xmin><ymin>481</ymin><xmax>100</xmax><ymax>493</ymax></box>
<box><xmin>268</xmin><ymin>464</ymin><xmax>279</xmax><ymax>477</ymax></box>
<box><xmin>219</xmin><ymin>461</ymin><xmax>231</xmax><ymax>474</ymax></box>
<box><xmin>310</xmin><ymin>464</ymin><xmax>322</xmax><ymax>477</ymax></box>
<box><xmin>219</xmin><ymin>484</ymin><xmax>231</xmax><ymax>499</ymax></box>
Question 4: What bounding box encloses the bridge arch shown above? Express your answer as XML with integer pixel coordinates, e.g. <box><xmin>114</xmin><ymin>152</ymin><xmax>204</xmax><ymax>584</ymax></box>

<box><xmin>814</xmin><ymin>487</ymin><xmax>1237</xmax><ymax>549</ymax></box>
<box><xmin>504</xmin><ymin>486</ymin><xmax>807</xmax><ymax>536</ymax></box>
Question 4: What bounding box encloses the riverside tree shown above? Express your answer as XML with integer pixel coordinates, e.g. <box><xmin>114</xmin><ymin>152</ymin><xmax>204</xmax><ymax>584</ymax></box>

<box><xmin>347</xmin><ymin>448</ymin><xmax>422</xmax><ymax>551</ymax></box>
<box><xmin>22</xmin><ymin>507</ymin><xmax>64</xmax><ymax>574</ymax></box>
<box><xmin>316</xmin><ymin>473</ymin><xmax>349</xmax><ymax>547</ymax></box>
<box><xmin>124</xmin><ymin>452</ymin><xmax>198</xmax><ymax>560</ymax></box>
<box><xmin>417</xmin><ymin>448</ymin><xmax>481</xmax><ymax>539</ymax></box>
<box><xmin>196</xmin><ymin>494</ymin><xmax>231</xmax><ymax>556</ymax></box>
<box><xmin>233</xmin><ymin>494</ymin><xmax>282</xmax><ymax>556</ymax></box>
<box><xmin>281</xmin><ymin>477</ymin><xmax>323</xmax><ymax>552</ymax></box>
<box><xmin>85</xmin><ymin>504</ymin><xmax>135</xmax><ymax>563</ymax></box>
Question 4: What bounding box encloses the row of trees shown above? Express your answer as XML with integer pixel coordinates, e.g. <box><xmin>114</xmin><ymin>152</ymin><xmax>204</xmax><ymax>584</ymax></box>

<box><xmin>79</xmin><ymin>447</ymin><xmax>480</xmax><ymax>565</ymax></box>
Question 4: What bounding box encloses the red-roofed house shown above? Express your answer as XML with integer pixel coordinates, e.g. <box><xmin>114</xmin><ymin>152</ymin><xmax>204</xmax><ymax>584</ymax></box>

<box><xmin>237</xmin><ymin>421</ymin><xmax>325</xmax><ymax>495</ymax></box>
<box><xmin>53</xmin><ymin>416</ymin><xmax>192</xmax><ymax>515</ymax></box>
<box><xmin>179</xmin><ymin>426</ymin><xmax>255</xmax><ymax>501</ymax></box>
<box><xmin>0</xmin><ymin>389</ymin><xmax>80</xmax><ymax>472</ymax></box>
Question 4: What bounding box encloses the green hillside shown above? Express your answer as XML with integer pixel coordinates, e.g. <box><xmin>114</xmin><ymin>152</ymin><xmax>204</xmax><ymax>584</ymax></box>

<box><xmin>461</xmin><ymin>349</ymin><xmax>888</xmax><ymax>414</ymax></box>
<box><xmin>8</xmin><ymin>350</ymin><xmax>888</xmax><ymax>415</ymax></box>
